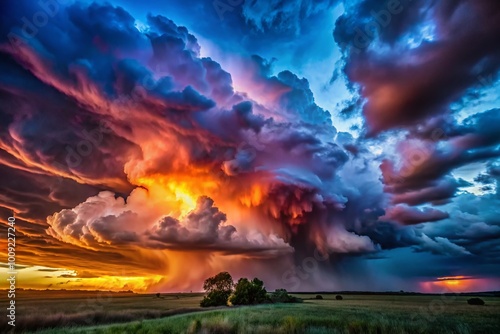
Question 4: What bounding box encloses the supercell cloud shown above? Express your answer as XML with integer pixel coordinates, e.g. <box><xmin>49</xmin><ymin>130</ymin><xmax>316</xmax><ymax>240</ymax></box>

<box><xmin>0</xmin><ymin>0</ymin><xmax>499</xmax><ymax>293</ymax></box>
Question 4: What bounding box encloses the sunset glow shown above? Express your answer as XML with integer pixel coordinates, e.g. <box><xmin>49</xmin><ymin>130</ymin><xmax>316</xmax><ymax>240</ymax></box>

<box><xmin>420</xmin><ymin>276</ymin><xmax>500</xmax><ymax>293</ymax></box>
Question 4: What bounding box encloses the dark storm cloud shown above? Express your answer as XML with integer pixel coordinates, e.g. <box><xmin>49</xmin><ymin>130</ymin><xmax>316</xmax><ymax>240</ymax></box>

<box><xmin>356</xmin><ymin>221</ymin><xmax>413</xmax><ymax>250</ymax></box>
<box><xmin>474</xmin><ymin>173</ymin><xmax>495</xmax><ymax>185</ymax></box>
<box><xmin>359</xmin><ymin>219</ymin><xmax>473</xmax><ymax>258</ymax></box>
<box><xmin>0</xmin><ymin>2</ymin><xmax>149</xmax><ymax>193</ymax></box>
<box><xmin>415</xmin><ymin>234</ymin><xmax>471</xmax><ymax>256</ymax></box>
<box><xmin>457</xmin><ymin>109</ymin><xmax>500</xmax><ymax>150</ymax></box>
<box><xmin>380</xmin><ymin>109</ymin><xmax>500</xmax><ymax>206</ymax></box>
<box><xmin>147</xmin><ymin>14</ymin><xmax>236</xmax><ymax>105</ymax></box>
<box><xmin>1</xmin><ymin>1</ymin><xmax>314</xmax><ymax>259</ymax></box>
<box><xmin>489</xmin><ymin>165</ymin><xmax>500</xmax><ymax>177</ymax></box>
<box><xmin>334</xmin><ymin>0</ymin><xmax>424</xmax><ymax>52</ymax></box>
<box><xmin>334</xmin><ymin>0</ymin><xmax>500</xmax><ymax>135</ymax></box>
<box><xmin>198</xmin><ymin>101</ymin><xmax>267</xmax><ymax>145</ymax></box>
<box><xmin>0</xmin><ymin>71</ymin><xmax>138</xmax><ymax>186</ymax></box>
<box><xmin>403</xmin><ymin>192</ymin><xmax>500</xmax><ymax>279</ymax></box>
<box><xmin>0</xmin><ymin>161</ymin><xmax>105</xmax><ymax>225</ymax></box>
<box><xmin>388</xmin><ymin>176</ymin><xmax>462</xmax><ymax>206</ymax></box>
<box><xmin>0</xmin><ymin>1</ymin><xmax>244</xmax><ymax>186</ymax></box>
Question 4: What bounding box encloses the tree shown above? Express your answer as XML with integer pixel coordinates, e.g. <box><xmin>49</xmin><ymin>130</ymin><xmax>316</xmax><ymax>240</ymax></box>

<box><xmin>156</xmin><ymin>293</ymin><xmax>160</xmax><ymax>298</ymax></box>
<box><xmin>200</xmin><ymin>272</ymin><xmax>234</xmax><ymax>307</ymax></box>
<box><xmin>230</xmin><ymin>278</ymin><xmax>268</xmax><ymax>305</ymax></box>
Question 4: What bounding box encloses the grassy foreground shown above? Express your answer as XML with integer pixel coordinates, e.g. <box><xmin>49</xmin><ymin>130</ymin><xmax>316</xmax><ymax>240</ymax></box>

<box><xmin>3</xmin><ymin>290</ymin><xmax>204</xmax><ymax>332</ymax></box>
<box><xmin>33</xmin><ymin>294</ymin><xmax>500</xmax><ymax>334</ymax></box>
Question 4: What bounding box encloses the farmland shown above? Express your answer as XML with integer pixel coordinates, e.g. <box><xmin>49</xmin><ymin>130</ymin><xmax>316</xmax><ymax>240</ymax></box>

<box><xmin>3</xmin><ymin>290</ymin><xmax>500</xmax><ymax>333</ymax></box>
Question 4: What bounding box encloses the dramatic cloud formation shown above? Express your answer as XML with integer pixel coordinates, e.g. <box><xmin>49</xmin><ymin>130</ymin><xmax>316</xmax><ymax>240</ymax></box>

<box><xmin>335</xmin><ymin>0</ymin><xmax>500</xmax><ymax>134</ymax></box>
<box><xmin>0</xmin><ymin>0</ymin><xmax>499</xmax><ymax>293</ymax></box>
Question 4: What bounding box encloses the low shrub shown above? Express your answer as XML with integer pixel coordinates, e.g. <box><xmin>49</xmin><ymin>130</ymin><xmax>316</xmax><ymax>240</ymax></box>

<box><xmin>315</xmin><ymin>295</ymin><xmax>323</xmax><ymax>300</ymax></box>
<box><xmin>269</xmin><ymin>289</ymin><xmax>302</xmax><ymax>303</ymax></box>
<box><xmin>335</xmin><ymin>295</ymin><xmax>343</xmax><ymax>300</ymax></box>
<box><xmin>467</xmin><ymin>297</ymin><xmax>485</xmax><ymax>305</ymax></box>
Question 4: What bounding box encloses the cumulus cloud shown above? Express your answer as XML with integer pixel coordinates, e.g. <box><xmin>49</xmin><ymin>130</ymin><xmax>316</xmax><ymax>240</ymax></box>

<box><xmin>47</xmin><ymin>191</ymin><xmax>291</xmax><ymax>255</ymax></box>
<box><xmin>47</xmin><ymin>192</ymin><xmax>141</xmax><ymax>248</ymax></box>
<box><xmin>147</xmin><ymin>196</ymin><xmax>290</xmax><ymax>253</ymax></box>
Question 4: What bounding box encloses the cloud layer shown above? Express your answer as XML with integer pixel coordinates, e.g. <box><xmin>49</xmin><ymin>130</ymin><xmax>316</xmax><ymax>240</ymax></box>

<box><xmin>0</xmin><ymin>0</ymin><xmax>499</xmax><ymax>292</ymax></box>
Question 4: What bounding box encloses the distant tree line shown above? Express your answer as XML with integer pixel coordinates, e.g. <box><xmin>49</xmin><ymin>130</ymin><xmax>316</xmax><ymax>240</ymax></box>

<box><xmin>200</xmin><ymin>272</ymin><xmax>302</xmax><ymax>307</ymax></box>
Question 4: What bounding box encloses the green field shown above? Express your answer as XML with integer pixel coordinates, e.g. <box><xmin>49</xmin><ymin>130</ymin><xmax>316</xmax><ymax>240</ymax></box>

<box><xmin>5</xmin><ymin>290</ymin><xmax>500</xmax><ymax>333</ymax></box>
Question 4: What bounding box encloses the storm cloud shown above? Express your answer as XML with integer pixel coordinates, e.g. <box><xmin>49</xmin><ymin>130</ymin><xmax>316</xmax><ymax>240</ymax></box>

<box><xmin>1</xmin><ymin>0</ymin><xmax>499</xmax><ymax>293</ymax></box>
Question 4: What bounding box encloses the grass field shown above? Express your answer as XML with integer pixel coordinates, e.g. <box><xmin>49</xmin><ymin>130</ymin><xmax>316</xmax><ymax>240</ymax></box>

<box><xmin>4</xmin><ymin>290</ymin><xmax>500</xmax><ymax>333</ymax></box>
<box><xmin>3</xmin><ymin>290</ymin><xmax>205</xmax><ymax>332</ymax></box>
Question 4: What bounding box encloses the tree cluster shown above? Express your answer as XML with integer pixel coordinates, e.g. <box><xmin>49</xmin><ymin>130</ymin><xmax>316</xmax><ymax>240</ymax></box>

<box><xmin>200</xmin><ymin>272</ymin><xmax>301</xmax><ymax>307</ymax></box>
<box><xmin>230</xmin><ymin>278</ymin><xmax>268</xmax><ymax>305</ymax></box>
